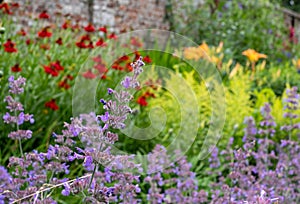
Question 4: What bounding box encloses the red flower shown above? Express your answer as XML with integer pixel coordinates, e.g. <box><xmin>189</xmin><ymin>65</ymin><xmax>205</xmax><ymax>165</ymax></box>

<box><xmin>94</xmin><ymin>63</ymin><xmax>107</xmax><ymax>74</ymax></box>
<box><xmin>39</xmin><ymin>10</ymin><xmax>50</xmax><ymax>19</ymax></box>
<box><xmin>10</xmin><ymin>3</ymin><xmax>20</xmax><ymax>7</ymax></box>
<box><xmin>112</xmin><ymin>63</ymin><xmax>124</xmax><ymax>70</ymax></box>
<box><xmin>72</xmin><ymin>23</ymin><xmax>80</xmax><ymax>31</ymax></box>
<box><xmin>38</xmin><ymin>27</ymin><xmax>52</xmax><ymax>38</ymax></box>
<box><xmin>134</xmin><ymin>51</ymin><xmax>141</xmax><ymax>60</ymax></box>
<box><xmin>43</xmin><ymin>61</ymin><xmax>64</xmax><ymax>77</ymax></box>
<box><xmin>99</xmin><ymin>26</ymin><xmax>107</xmax><ymax>33</ymax></box>
<box><xmin>76</xmin><ymin>41</ymin><xmax>87</xmax><ymax>49</ymax></box>
<box><xmin>92</xmin><ymin>56</ymin><xmax>103</xmax><ymax>63</ymax></box>
<box><xmin>0</xmin><ymin>3</ymin><xmax>12</xmax><ymax>14</ymax></box>
<box><xmin>130</xmin><ymin>37</ymin><xmax>143</xmax><ymax>47</ymax></box>
<box><xmin>118</xmin><ymin>55</ymin><xmax>130</xmax><ymax>62</ymax></box>
<box><xmin>143</xmin><ymin>55</ymin><xmax>152</xmax><ymax>63</ymax></box>
<box><xmin>75</xmin><ymin>35</ymin><xmax>91</xmax><ymax>49</ymax></box>
<box><xmin>53</xmin><ymin>60</ymin><xmax>64</xmax><ymax>71</ymax></box>
<box><xmin>26</xmin><ymin>39</ymin><xmax>31</xmax><ymax>45</ymax></box>
<box><xmin>17</xmin><ymin>29</ymin><xmax>27</xmax><ymax>36</ymax></box>
<box><xmin>40</xmin><ymin>44</ymin><xmax>50</xmax><ymax>50</ymax></box>
<box><xmin>43</xmin><ymin>65</ymin><xmax>59</xmax><ymax>77</ymax></box>
<box><xmin>95</xmin><ymin>38</ymin><xmax>107</xmax><ymax>47</ymax></box>
<box><xmin>82</xmin><ymin>69</ymin><xmax>96</xmax><ymax>79</ymax></box>
<box><xmin>55</xmin><ymin>37</ymin><xmax>63</xmax><ymax>45</ymax></box>
<box><xmin>125</xmin><ymin>62</ymin><xmax>133</xmax><ymax>72</ymax></box>
<box><xmin>11</xmin><ymin>64</ymin><xmax>22</xmax><ymax>72</ymax></box>
<box><xmin>45</xmin><ymin>99</ymin><xmax>59</xmax><ymax>111</ymax></box>
<box><xmin>58</xmin><ymin>80</ymin><xmax>70</xmax><ymax>89</ymax></box>
<box><xmin>108</xmin><ymin>33</ymin><xmax>117</xmax><ymax>40</ymax></box>
<box><xmin>101</xmin><ymin>74</ymin><xmax>107</xmax><ymax>80</ymax></box>
<box><xmin>80</xmin><ymin>35</ymin><xmax>91</xmax><ymax>41</ymax></box>
<box><xmin>3</xmin><ymin>39</ymin><xmax>17</xmax><ymax>53</ymax></box>
<box><xmin>66</xmin><ymin>75</ymin><xmax>74</xmax><ymax>80</ymax></box>
<box><xmin>144</xmin><ymin>91</ymin><xmax>156</xmax><ymax>98</ymax></box>
<box><xmin>87</xmin><ymin>41</ymin><xmax>94</xmax><ymax>49</ymax></box>
<box><xmin>84</xmin><ymin>24</ymin><xmax>95</xmax><ymax>32</ymax></box>
<box><xmin>137</xmin><ymin>96</ymin><xmax>148</xmax><ymax>106</ymax></box>
<box><xmin>62</xmin><ymin>21</ymin><xmax>71</xmax><ymax>29</ymax></box>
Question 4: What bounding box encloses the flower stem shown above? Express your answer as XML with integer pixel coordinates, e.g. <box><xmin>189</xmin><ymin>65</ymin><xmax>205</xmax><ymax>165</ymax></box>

<box><xmin>88</xmin><ymin>164</ymin><xmax>97</xmax><ymax>188</ymax></box>
<box><xmin>15</xmin><ymin>109</ymin><xmax>24</xmax><ymax>159</ymax></box>
<box><xmin>18</xmin><ymin>138</ymin><xmax>24</xmax><ymax>158</ymax></box>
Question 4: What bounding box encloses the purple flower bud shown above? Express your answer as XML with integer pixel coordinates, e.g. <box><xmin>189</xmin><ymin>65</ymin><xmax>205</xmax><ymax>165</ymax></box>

<box><xmin>107</xmin><ymin>88</ymin><xmax>114</xmax><ymax>95</ymax></box>
<box><xmin>100</xmin><ymin>99</ymin><xmax>106</xmax><ymax>105</ymax></box>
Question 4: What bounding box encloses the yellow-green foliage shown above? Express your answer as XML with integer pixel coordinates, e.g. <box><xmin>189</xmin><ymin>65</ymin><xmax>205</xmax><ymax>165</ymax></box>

<box><xmin>144</xmin><ymin>62</ymin><xmax>255</xmax><ymax>153</ymax></box>
<box><xmin>224</xmin><ymin>72</ymin><xmax>253</xmax><ymax>135</ymax></box>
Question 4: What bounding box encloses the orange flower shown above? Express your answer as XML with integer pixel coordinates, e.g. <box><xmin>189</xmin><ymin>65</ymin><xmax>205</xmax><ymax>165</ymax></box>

<box><xmin>242</xmin><ymin>49</ymin><xmax>267</xmax><ymax>63</ymax></box>
<box><xmin>183</xmin><ymin>42</ymin><xmax>210</xmax><ymax>60</ymax></box>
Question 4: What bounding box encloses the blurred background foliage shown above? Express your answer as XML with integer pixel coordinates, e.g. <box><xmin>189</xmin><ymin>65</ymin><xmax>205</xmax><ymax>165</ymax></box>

<box><xmin>165</xmin><ymin>0</ymin><xmax>292</xmax><ymax>63</ymax></box>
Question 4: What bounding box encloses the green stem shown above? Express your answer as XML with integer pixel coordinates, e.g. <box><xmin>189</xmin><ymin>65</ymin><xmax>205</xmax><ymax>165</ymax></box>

<box><xmin>15</xmin><ymin>109</ymin><xmax>24</xmax><ymax>159</ymax></box>
<box><xmin>88</xmin><ymin>164</ymin><xmax>97</xmax><ymax>188</ymax></box>
<box><xmin>18</xmin><ymin>138</ymin><xmax>24</xmax><ymax>158</ymax></box>
<box><xmin>289</xmin><ymin>118</ymin><xmax>293</xmax><ymax>141</ymax></box>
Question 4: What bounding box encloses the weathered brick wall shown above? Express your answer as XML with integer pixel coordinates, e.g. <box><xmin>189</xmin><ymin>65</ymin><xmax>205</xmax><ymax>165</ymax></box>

<box><xmin>13</xmin><ymin>0</ymin><xmax>169</xmax><ymax>33</ymax></box>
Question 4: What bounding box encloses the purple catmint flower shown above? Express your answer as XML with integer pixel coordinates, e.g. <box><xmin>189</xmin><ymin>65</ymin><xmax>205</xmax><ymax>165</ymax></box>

<box><xmin>120</xmin><ymin>56</ymin><xmax>144</xmax><ymax>89</ymax></box>
<box><xmin>17</xmin><ymin>112</ymin><xmax>25</xmax><ymax>125</ymax></box>
<box><xmin>3</xmin><ymin>112</ymin><xmax>11</xmax><ymax>123</ymax></box>
<box><xmin>62</xmin><ymin>183</ymin><xmax>71</xmax><ymax>196</ymax></box>
<box><xmin>0</xmin><ymin>166</ymin><xmax>11</xmax><ymax>185</ymax></box>
<box><xmin>100</xmin><ymin>99</ymin><xmax>106</xmax><ymax>105</ymax></box>
<box><xmin>121</xmin><ymin>76</ymin><xmax>131</xmax><ymax>89</ymax></box>
<box><xmin>8</xmin><ymin>130</ymin><xmax>32</xmax><ymax>140</ymax></box>
<box><xmin>4</xmin><ymin>95</ymin><xmax>23</xmax><ymax>111</ymax></box>
<box><xmin>258</xmin><ymin>103</ymin><xmax>276</xmax><ymax>137</ymax></box>
<box><xmin>107</xmin><ymin>88</ymin><xmax>114</xmax><ymax>95</ymax></box>
<box><xmin>84</xmin><ymin>156</ymin><xmax>93</xmax><ymax>170</ymax></box>
<box><xmin>99</xmin><ymin>112</ymin><xmax>109</xmax><ymax>122</ymax></box>
<box><xmin>283</xmin><ymin>87</ymin><xmax>299</xmax><ymax>112</ymax></box>
<box><xmin>243</xmin><ymin>116</ymin><xmax>257</xmax><ymax>142</ymax></box>
<box><xmin>8</xmin><ymin>76</ymin><xmax>26</xmax><ymax>94</ymax></box>
<box><xmin>209</xmin><ymin>147</ymin><xmax>220</xmax><ymax>168</ymax></box>
<box><xmin>281</xmin><ymin>87</ymin><xmax>300</xmax><ymax>136</ymax></box>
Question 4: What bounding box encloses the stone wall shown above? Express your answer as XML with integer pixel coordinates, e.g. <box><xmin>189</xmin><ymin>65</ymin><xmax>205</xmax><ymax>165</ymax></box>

<box><xmin>13</xmin><ymin>0</ymin><xmax>169</xmax><ymax>33</ymax></box>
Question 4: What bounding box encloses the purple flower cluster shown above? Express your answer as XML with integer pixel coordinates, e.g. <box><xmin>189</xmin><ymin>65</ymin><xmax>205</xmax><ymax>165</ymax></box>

<box><xmin>281</xmin><ymin>87</ymin><xmax>300</xmax><ymax>135</ymax></box>
<box><xmin>3</xmin><ymin>76</ymin><xmax>34</xmax><ymax>140</ymax></box>
<box><xmin>208</xmin><ymin>87</ymin><xmax>300</xmax><ymax>203</ymax></box>
<box><xmin>144</xmin><ymin>145</ymin><xmax>208</xmax><ymax>204</ymax></box>
<box><xmin>258</xmin><ymin>103</ymin><xmax>276</xmax><ymax>137</ymax></box>
<box><xmin>121</xmin><ymin>57</ymin><xmax>144</xmax><ymax>89</ymax></box>
<box><xmin>0</xmin><ymin>58</ymin><xmax>145</xmax><ymax>203</ymax></box>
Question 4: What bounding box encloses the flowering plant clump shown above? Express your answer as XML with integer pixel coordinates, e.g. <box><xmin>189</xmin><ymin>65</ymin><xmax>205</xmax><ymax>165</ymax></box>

<box><xmin>0</xmin><ymin>57</ymin><xmax>146</xmax><ymax>203</ymax></box>
<box><xmin>3</xmin><ymin>76</ymin><xmax>34</xmax><ymax>156</ymax></box>
<box><xmin>143</xmin><ymin>145</ymin><xmax>208</xmax><ymax>203</ymax></box>
<box><xmin>207</xmin><ymin>87</ymin><xmax>300</xmax><ymax>203</ymax></box>
<box><xmin>1</xmin><ymin>0</ymin><xmax>300</xmax><ymax>203</ymax></box>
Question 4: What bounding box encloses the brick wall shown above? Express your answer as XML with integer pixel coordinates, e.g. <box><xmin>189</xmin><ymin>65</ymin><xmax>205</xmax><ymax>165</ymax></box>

<box><xmin>12</xmin><ymin>0</ymin><xmax>169</xmax><ymax>33</ymax></box>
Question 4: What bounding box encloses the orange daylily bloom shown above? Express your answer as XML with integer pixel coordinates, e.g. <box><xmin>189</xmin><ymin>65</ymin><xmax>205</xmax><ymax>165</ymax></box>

<box><xmin>242</xmin><ymin>49</ymin><xmax>267</xmax><ymax>63</ymax></box>
<box><xmin>184</xmin><ymin>42</ymin><xmax>209</xmax><ymax>60</ymax></box>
